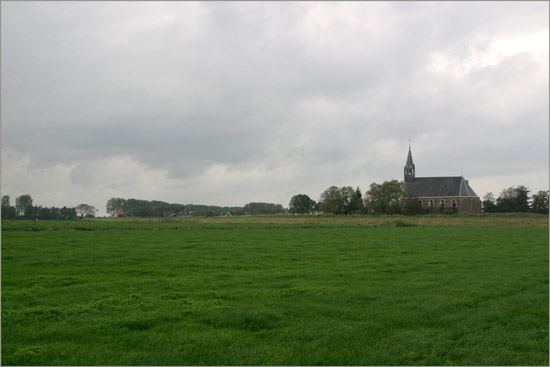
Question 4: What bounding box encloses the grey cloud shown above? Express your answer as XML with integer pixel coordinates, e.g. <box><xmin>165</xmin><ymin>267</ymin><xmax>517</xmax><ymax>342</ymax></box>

<box><xmin>2</xmin><ymin>1</ymin><xmax>548</xmax><ymax>209</ymax></box>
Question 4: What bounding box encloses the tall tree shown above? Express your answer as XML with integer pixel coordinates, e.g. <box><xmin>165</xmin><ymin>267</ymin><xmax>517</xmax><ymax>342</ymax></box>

<box><xmin>106</xmin><ymin>198</ymin><xmax>127</xmax><ymax>216</ymax></box>
<box><xmin>289</xmin><ymin>194</ymin><xmax>315</xmax><ymax>214</ymax></box>
<box><xmin>531</xmin><ymin>190</ymin><xmax>549</xmax><ymax>214</ymax></box>
<box><xmin>1</xmin><ymin>195</ymin><xmax>16</xmax><ymax>219</ymax></box>
<box><xmin>340</xmin><ymin>186</ymin><xmax>357</xmax><ymax>215</ymax></box>
<box><xmin>496</xmin><ymin>185</ymin><xmax>530</xmax><ymax>212</ymax></box>
<box><xmin>319</xmin><ymin>186</ymin><xmax>343</xmax><ymax>215</ymax></box>
<box><xmin>75</xmin><ymin>204</ymin><xmax>98</xmax><ymax>218</ymax></box>
<box><xmin>60</xmin><ymin>206</ymin><xmax>77</xmax><ymax>220</ymax></box>
<box><xmin>318</xmin><ymin>186</ymin><xmax>362</xmax><ymax>215</ymax></box>
<box><xmin>365</xmin><ymin>180</ymin><xmax>406</xmax><ymax>215</ymax></box>
<box><xmin>2</xmin><ymin>195</ymin><xmax>10</xmax><ymax>208</ymax></box>
<box><xmin>351</xmin><ymin>187</ymin><xmax>366</xmax><ymax>214</ymax></box>
<box><xmin>15</xmin><ymin>194</ymin><xmax>33</xmax><ymax>218</ymax></box>
<box><xmin>482</xmin><ymin>192</ymin><xmax>497</xmax><ymax>213</ymax></box>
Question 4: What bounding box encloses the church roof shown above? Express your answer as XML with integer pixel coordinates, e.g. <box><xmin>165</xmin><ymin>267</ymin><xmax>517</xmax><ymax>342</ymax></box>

<box><xmin>405</xmin><ymin>176</ymin><xmax>478</xmax><ymax>197</ymax></box>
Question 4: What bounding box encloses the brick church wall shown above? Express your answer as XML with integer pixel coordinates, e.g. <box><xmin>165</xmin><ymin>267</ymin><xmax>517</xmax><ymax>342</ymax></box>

<box><xmin>418</xmin><ymin>196</ymin><xmax>481</xmax><ymax>214</ymax></box>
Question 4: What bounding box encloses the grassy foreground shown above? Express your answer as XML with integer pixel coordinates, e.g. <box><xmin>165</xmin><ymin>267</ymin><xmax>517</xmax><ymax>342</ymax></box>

<box><xmin>2</xmin><ymin>216</ymin><xmax>548</xmax><ymax>365</ymax></box>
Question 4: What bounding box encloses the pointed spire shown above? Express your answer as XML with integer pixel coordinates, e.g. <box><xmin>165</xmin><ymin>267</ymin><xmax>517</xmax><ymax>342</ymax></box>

<box><xmin>406</xmin><ymin>144</ymin><xmax>414</xmax><ymax>167</ymax></box>
<box><xmin>404</xmin><ymin>143</ymin><xmax>415</xmax><ymax>183</ymax></box>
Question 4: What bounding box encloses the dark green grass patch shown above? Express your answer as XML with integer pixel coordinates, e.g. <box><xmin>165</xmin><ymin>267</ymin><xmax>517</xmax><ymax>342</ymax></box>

<box><xmin>2</xmin><ymin>222</ymin><xmax>548</xmax><ymax>365</ymax></box>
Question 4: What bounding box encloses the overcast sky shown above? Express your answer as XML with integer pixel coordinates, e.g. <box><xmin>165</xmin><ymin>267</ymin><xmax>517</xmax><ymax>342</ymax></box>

<box><xmin>2</xmin><ymin>1</ymin><xmax>548</xmax><ymax>215</ymax></box>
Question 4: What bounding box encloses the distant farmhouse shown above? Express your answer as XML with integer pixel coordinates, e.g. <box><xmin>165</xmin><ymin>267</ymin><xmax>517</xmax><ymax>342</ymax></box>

<box><xmin>404</xmin><ymin>146</ymin><xmax>481</xmax><ymax>214</ymax></box>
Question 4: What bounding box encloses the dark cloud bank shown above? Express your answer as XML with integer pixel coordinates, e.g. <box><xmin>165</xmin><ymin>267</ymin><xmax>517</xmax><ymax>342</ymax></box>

<box><xmin>2</xmin><ymin>2</ymin><xmax>548</xmax><ymax>214</ymax></box>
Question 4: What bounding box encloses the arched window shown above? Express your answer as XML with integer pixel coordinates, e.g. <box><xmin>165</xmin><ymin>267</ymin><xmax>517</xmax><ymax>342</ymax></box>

<box><xmin>418</xmin><ymin>200</ymin><xmax>423</xmax><ymax>207</ymax></box>
<box><xmin>428</xmin><ymin>200</ymin><xmax>434</xmax><ymax>207</ymax></box>
<box><xmin>451</xmin><ymin>200</ymin><xmax>457</xmax><ymax>208</ymax></box>
<box><xmin>440</xmin><ymin>200</ymin><xmax>445</xmax><ymax>207</ymax></box>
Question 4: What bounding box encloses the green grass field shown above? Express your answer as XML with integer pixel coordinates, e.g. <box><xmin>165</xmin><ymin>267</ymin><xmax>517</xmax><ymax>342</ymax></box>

<box><xmin>2</xmin><ymin>216</ymin><xmax>548</xmax><ymax>365</ymax></box>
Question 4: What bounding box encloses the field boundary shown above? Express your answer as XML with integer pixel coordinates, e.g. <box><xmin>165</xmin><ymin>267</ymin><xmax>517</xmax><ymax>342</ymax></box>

<box><xmin>2</xmin><ymin>213</ymin><xmax>548</xmax><ymax>232</ymax></box>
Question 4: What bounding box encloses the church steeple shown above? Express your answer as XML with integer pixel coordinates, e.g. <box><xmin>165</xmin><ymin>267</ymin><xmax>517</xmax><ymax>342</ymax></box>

<box><xmin>404</xmin><ymin>144</ymin><xmax>415</xmax><ymax>183</ymax></box>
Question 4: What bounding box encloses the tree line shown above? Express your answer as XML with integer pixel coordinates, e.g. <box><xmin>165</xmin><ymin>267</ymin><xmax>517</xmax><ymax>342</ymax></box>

<box><xmin>289</xmin><ymin>181</ymin><xmax>548</xmax><ymax>215</ymax></box>
<box><xmin>1</xmin><ymin>194</ymin><xmax>98</xmax><ymax>220</ymax></box>
<box><xmin>0</xmin><ymin>194</ymin><xmax>287</xmax><ymax>220</ymax></box>
<box><xmin>481</xmin><ymin>186</ymin><xmax>548</xmax><ymax>214</ymax></box>
<box><xmin>105</xmin><ymin>198</ymin><xmax>284</xmax><ymax>217</ymax></box>
<box><xmin>288</xmin><ymin>180</ymin><xmax>414</xmax><ymax>215</ymax></box>
<box><xmin>2</xmin><ymin>184</ymin><xmax>547</xmax><ymax>221</ymax></box>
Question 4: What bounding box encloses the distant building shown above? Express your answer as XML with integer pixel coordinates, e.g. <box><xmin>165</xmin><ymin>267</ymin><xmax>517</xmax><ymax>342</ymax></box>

<box><xmin>404</xmin><ymin>146</ymin><xmax>481</xmax><ymax>214</ymax></box>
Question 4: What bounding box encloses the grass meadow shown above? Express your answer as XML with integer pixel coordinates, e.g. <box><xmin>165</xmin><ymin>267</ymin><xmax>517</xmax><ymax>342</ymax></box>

<box><xmin>1</xmin><ymin>216</ymin><xmax>548</xmax><ymax>365</ymax></box>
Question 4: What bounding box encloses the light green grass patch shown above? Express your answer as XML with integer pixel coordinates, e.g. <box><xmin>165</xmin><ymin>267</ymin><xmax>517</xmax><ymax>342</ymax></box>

<box><xmin>2</xmin><ymin>219</ymin><xmax>548</xmax><ymax>365</ymax></box>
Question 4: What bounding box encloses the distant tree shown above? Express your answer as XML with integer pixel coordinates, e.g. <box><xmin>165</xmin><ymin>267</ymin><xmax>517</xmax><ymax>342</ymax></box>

<box><xmin>51</xmin><ymin>207</ymin><xmax>62</xmax><ymax>220</ymax></box>
<box><xmin>313</xmin><ymin>201</ymin><xmax>322</xmax><ymax>212</ymax></box>
<box><xmin>351</xmin><ymin>187</ymin><xmax>366</xmax><ymax>214</ymax></box>
<box><xmin>170</xmin><ymin>203</ymin><xmax>185</xmax><ymax>214</ymax></box>
<box><xmin>2</xmin><ymin>195</ymin><xmax>10</xmax><ymax>208</ymax></box>
<box><xmin>482</xmin><ymin>192</ymin><xmax>497</xmax><ymax>213</ymax></box>
<box><xmin>402</xmin><ymin>196</ymin><xmax>423</xmax><ymax>215</ymax></box>
<box><xmin>317</xmin><ymin>186</ymin><xmax>363</xmax><ymax>215</ymax></box>
<box><xmin>35</xmin><ymin>206</ymin><xmax>51</xmax><ymax>220</ymax></box>
<box><xmin>152</xmin><ymin>203</ymin><xmax>173</xmax><ymax>217</ymax></box>
<box><xmin>106</xmin><ymin>198</ymin><xmax>127</xmax><ymax>216</ymax></box>
<box><xmin>60</xmin><ymin>206</ymin><xmax>77</xmax><ymax>220</ymax></box>
<box><xmin>15</xmin><ymin>194</ymin><xmax>33</xmax><ymax>218</ymax></box>
<box><xmin>231</xmin><ymin>208</ymin><xmax>246</xmax><ymax>216</ymax></box>
<box><xmin>513</xmin><ymin>185</ymin><xmax>531</xmax><ymax>212</ymax></box>
<box><xmin>365</xmin><ymin>180</ymin><xmax>406</xmax><ymax>215</ymax></box>
<box><xmin>30</xmin><ymin>206</ymin><xmax>77</xmax><ymax>220</ymax></box>
<box><xmin>243</xmin><ymin>202</ymin><xmax>284</xmax><ymax>215</ymax></box>
<box><xmin>531</xmin><ymin>190</ymin><xmax>549</xmax><ymax>214</ymax></box>
<box><xmin>289</xmin><ymin>194</ymin><xmax>315</xmax><ymax>214</ymax></box>
<box><xmin>35</xmin><ymin>206</ymin><xmax>64</xmax><ymax>220</ymax></box>
<box><xmin>496</xmin><ymin>185</ymin><xmax>530</xmax><ymax>212</ymax></box>
<box><xmin>3</xmin><ymin>205</ymin><xmax>17</xmax><ymax>219</ymax></box>
<box><xmin>339</xmin><ymin>186</ymin><xmax>357</xmax><ymax>215</ymax></box>
<box><xmin>319</xmin><ymin>186</ymin><xmax>343</xmax><ymax>215</ymax></box>
<box><xmin>1</xmin><ymin>195</ymin><xmax>16</xmax><ymax>219</ymax></box>
<box><xmin>125</xmin><ymin>198</ymin><xmax>147</xmax><ymax>217</ymax></box>
<box><xmin>132</xmin><ymin>206</ymin><xmax>152</xmax><ymax>217</ymax></box>
<box><xmin>121</xmin><ymin>198</ymin><xmax>173</xmax><ymax>217</ymax></box>
<box><xmin>75</xmin><ymin>204</ymin><xmax>98</xmax><ymax>218</ymax></box>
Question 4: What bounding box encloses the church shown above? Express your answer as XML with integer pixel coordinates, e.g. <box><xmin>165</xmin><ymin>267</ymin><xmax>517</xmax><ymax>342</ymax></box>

<box><xmin>404</xmin><ymin>146</ymin><xmax>481</xmax><ymax>214</ymax></box>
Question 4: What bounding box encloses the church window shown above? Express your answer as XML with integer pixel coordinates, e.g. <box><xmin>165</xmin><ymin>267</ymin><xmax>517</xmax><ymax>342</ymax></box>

<box><xmin>428</xmin><ymin>200</ymin><xmax>433</xmax><ymax>207</ymax></box>
<box><xmin>452</xmin><ymin>200</ymin><xmax>457</xmax><ymax>208</ymax></box>
<box><xmin>440</xmin><ymin>200</ymin><xmax>445</xmax><ymax>207</ymax></box>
